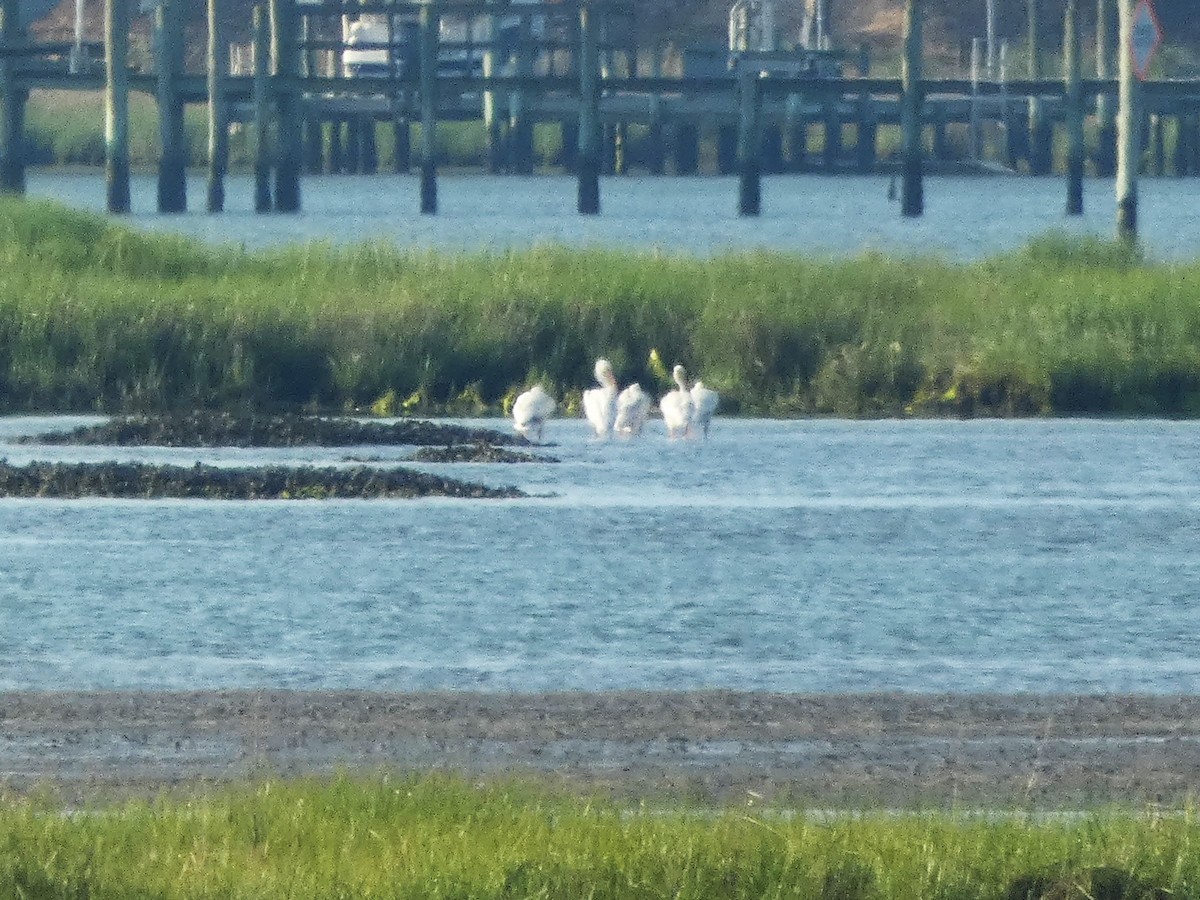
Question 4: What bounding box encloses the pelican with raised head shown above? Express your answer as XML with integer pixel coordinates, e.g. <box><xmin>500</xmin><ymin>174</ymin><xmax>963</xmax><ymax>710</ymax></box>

<box><xmin>512</xmin><ymin>384</ymin><xmax>556</xmax><ymax>443</ymax></box>
<box><xmin>659</xmin><ymin>364</ymin><xmax>694</xmax><ymax>439</ymax></box>
<box><xmin>582</xmin><ymin>358</ymin><xmax>619</xmax><ymax>438</ymax></box>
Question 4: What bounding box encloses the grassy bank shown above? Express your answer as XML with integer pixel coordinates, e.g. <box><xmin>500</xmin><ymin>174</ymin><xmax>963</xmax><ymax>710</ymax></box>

<box><xmin>0</xmin><ymin>775</ymin><xmax>1196</xmax><ymax>898</ymax></box>
<box><xmin>0</xmin><ymin>196</ymin><xmax>1197</xmax><ymax>417</ymax></box>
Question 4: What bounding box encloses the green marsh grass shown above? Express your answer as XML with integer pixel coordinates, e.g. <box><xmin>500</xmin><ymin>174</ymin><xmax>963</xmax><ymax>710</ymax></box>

<box><xmin>3</xmin><ymin>197</ymin><xmax>1200</xmax><ymax>416</ymax></box>
<box><xmin>1</xmin><ymin>775</ymin><xmax>1198</xmax><ymax>898</ymax></box>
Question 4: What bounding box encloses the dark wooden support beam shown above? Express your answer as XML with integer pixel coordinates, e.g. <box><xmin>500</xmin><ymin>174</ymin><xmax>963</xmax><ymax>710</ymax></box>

<box><xmin>900</xmin><ymin>0</ymin><xmax>923</xmax><ymax>217</ymax></box>
<box><xmin>155</xmin><ymin>0</ymin><xmax>187</xmax><ymax>212</ymax></box>
<box><xmin>207</xmin><ymin>0</ymin><xmax>230</xmax><ymax>212</ymax></box>
<box><xmin>103</xmin><ymin>0</ymin><xmax>129</xmax><ymax>212</ymax></box>
<box><xmin>418</xmin><ymin>2</ymin><xmax>438</xmax><ymax>213</ymax></box>
<box><xmin>576</xmin><ymin>3</ymin><xmax>599</xmax><ymax>214</ymax></box>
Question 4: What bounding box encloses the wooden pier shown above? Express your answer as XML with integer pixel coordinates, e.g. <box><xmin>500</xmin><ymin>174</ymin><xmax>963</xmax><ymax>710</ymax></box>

<box><xmin>2</xmin><ymin>0</ymin><xmax>1200</xmax><ymax>220</ymax></box>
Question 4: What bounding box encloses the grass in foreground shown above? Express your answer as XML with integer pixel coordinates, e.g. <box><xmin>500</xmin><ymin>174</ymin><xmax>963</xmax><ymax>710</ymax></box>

<box><xmin>0</xmin><ymin>774</ymin><xmax>1196</xmax><ymax>899</ymax></box>
<box><xmin>1</xmin><ymin>196</ymin><xmax>1198</xmax><ymax>417</ymax></box>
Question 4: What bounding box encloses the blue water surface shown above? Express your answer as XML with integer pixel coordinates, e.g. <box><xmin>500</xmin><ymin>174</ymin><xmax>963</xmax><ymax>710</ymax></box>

<box><xmin>1</xmin><ymin>416</ymin><xmax>1198</xmax><ymax>694</ymax></box>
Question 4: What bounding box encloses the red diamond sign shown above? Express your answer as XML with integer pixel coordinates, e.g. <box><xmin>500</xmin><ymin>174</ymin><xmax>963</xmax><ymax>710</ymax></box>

<box><xmin>1130</xmin><ymin>0</ymin><xmax>1163</xmax><ymax>80</ymax></box>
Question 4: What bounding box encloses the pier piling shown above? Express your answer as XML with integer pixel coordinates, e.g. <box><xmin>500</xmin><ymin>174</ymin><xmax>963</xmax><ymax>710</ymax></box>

<box><xmin>900</xmin><ymin>0</ymin><xmax>923</xmax><ymax>217</ymax></box>
<box><xmin>103</xmin><ymin>0</ymin><xmax>130</xmax><ymax>212</ymax></box>
<box><xmin>1064</xmin><ymin>0</ymin><xmax>1083</xmax><ymax>215</ymax></box>
<box><xmin>736</xmin><ymin>67</ymin><xmax>761</xmax><ymax>216</ymax></box>
<box><xmin>207</xmin><ymin>0</ymin><xmax>229</xmax><ymax>213</ymax></box>
<box><xmin>1115</xmin><ymin>0</ymin><xmax>1138</xmax><ymax>242</ymax></box>
<box><xmin>155</xmin><ymin>0</ymin><xmax>187</xmax><ymax>213</ymax></box>
<box><xmin>576</xmin><ymin>4</ymin><xmax>599</xmax><ymax>214</ymax></box>
<box><xmin>0</xmin><ymin>0</ymin><xmax>27</xmax><ymax>196</ymax></box>
<box><xmin>270</xmin><ymin>0</ymin><xmax>301</xmax><ymax>212</ymax></box>
<box><xmin>418</xmin><ymin>2</ymin><xmax>438</xmax><ymax>213</ymax></box>
<box><xmin>253</xmin><ymin>5</ymin><xmax>272</xmax><ymax>212</ymax></box>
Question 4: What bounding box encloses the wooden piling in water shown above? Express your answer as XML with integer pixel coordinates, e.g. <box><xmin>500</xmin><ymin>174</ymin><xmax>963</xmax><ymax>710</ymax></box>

<box><xmin>736</xmin><ymin>68</ymin><xmax>761</xmax><ymax>216</ymax></box>
<box><xmin>900</xmin><ymin>0</ymin><xmax>923</xmax><ymax>217</ymax></box>
<box><xmin>576</xmin><ymin>4</ymin><xmax>599</xmax><ymax>214</ymax></box>
<box><xmin>155</xmin><ymin>0</ymin><xmax>187</xmax><ymax>212</ymax></box>
<box><xmin>1115</xmin><ymin>0</ymin><xmax>1138</xmax><ymax>242</ymax></box>
<box><xmin>0</xmin><ymin>0</ymin><xmax>26</xmax><ymax>196</ymax></box>
<box><xmin>482</xmin><ymin>28</ymin><xmax>502</xmax><ymax>173</ymax></box>
<box><xmin>418</xmin><ymin>2</ymin><xmax>437</xmax><ymax>214</ymax></box>
<box><xmin>253</xmin><ymin>6</ymin><xmax>272</xmax><ymax>212</ymax></box>
<box><xmin>1026</xmin><ymin>0</ymin><xmax>1051</xmax><ymax>176</ymax></box>
<box><xmin>1063</xmin><ymin>0</ymin><xmax>1083</xmax><ymax>215</ymax></box>
<box><xmin>207</xmin><ymin>0</ymin><xmax>229</xmax><ymax>213</ymax></box>
<box><xmin>271</xmin><ymin>0</ymin><xmax>301</xmax><ymax>212</ymax></box>
<box><xmin>1094</xmin><ymin>0</ymin><xmax>1117</xmax><ymax>176</ymax></box>
<box><xmin>509</xmin><ymin>12</ymin><xmax>535</xmax><ymax>174</ymax></box>
<box><xmin>103</xmin><ymin>0</ymin><xmax>130</xmax><ymax>212</ymax></box>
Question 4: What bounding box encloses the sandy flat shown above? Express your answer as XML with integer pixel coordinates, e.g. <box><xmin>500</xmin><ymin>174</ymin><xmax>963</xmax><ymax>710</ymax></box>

<box><xmin>2</xmin><ymin>691</ymin><xmax>1199</xmax><ymax>806</ymax></box>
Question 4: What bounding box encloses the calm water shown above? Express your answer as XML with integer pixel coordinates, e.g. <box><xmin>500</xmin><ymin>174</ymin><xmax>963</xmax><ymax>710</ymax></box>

<box><xmin>25</xmin><ymin>170</ymin><xmax>1200</xmax><ymax>260</ymax></box>
<box><xmin>2</xmin><ymin>416</ymin><xmax>1199</xmax><ymax>694</ymax></box>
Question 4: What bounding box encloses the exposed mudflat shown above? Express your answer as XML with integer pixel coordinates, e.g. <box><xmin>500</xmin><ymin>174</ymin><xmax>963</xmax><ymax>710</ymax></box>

<box><xmin>3</xmin><ymin>691</ymin><xmax>1199</xmax><ymax>807</ymax></box>
<box><xmin>15</xmin><ymin>412</ymin><xmax>524</xmax><ymax>448</ymax></box>
<box><xmin>0</xmin><ymin>460</ymin><xmax>525</xmax><ymax>499</ymax></box>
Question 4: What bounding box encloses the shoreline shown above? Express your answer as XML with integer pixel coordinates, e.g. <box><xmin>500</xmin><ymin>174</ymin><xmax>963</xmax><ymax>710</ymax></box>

<box><xmin>4</xmin><ymin>690</ymin><xmax>1199</xmax><ymax>806</ymax></box>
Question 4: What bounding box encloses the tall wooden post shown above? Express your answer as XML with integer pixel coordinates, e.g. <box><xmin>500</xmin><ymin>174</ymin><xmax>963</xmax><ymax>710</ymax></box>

<box><xmin>577</xmin><ymin>4</ymin><xmax>599</xmax><ymax>214</ymax></box>
<box><xmin>1027</xmin><ymin>0</ymin><xmax>1051</xmax><ymax>175</ymax></box>
<box><xmin>509</xmin><ymin>12</ymin><xmax>534</xmax><ymax>174</ymax></box>
<box><xmin>736</xmin><ymin>69</ymin><xmax>761</xmax><ymax>215</ymax></box>
<box><xmin>253</xmin><ymin>5</ymin><xmax>272</xmax><ymax>212</ymax></box>
<box><xmin>1115</xmin><ymin>0</ymin><xmax>1138</xmax><ymax>242</ymax></box>
<box><xmin>155</xmin><ymin>0</ymin><xmax>187</xmax><ymax>212</ymax></box>
<box><xmin>1095</xmin><ymin>0</ymin><xmax>1116</xmax><ymax>175</ymax></box>
<box><xmin>900</xmin><ymin>0</ymin><xmax>923</xmax><ymax>217</ymax></box>
<box><xmin>1064</xmin><ymin>0</ymin><xmax>1083</xmax><ymax>214</ymax></box>
<box><xmin>271</xmin><ymin>0</ymin><xmax>301</xmax><ymax>212</ymax></box>
<box><xmin>418</xmin><ymin>2</ymin><xmax>437</xmax><ymax>214</ymax></box>
<box><xmin>482</xmin><ymin>12</ymin><xmax>502</xmax><ymax>173</ymax></box>
<box><xmin>207</xmin><ymin>0</ymin><xmax>229</xmax><ymax>212</ymax></box>
<box><xmin>104</xmin><ymin>0</ymin><xmax>130</xmax><ymax>212</ymax></box>
<box><xmin>0</xmin><ymin>0</ymin><xmax>26</xmax><ymax>196</ymax></box>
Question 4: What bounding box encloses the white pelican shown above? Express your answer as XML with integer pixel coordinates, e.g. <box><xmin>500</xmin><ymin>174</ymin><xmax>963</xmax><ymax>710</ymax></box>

<box><xmin>689</xmin><ymin>380</ymin><xmax>719</xmax><ymax>438</ymax></box>
<box><xmin>582</xmin><ymin>358</ymin><xmax>618</xmax><ymax>438</ymax></box>
<box><xmin>614</xmin><ymin>383</ymin><xmax>651</xmax><ymax>436</ymax></box>
<box><xmin>659</xmin><ymin>364</ymin><xmax>694</xmax><ymax>439</ymax></box>
<box><xmin>512</xmin><ymin>384</ymin><xmax>556</xmax><ymax>443</ymax></box>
